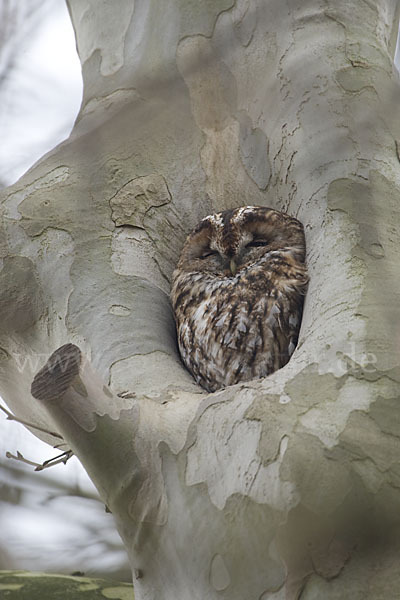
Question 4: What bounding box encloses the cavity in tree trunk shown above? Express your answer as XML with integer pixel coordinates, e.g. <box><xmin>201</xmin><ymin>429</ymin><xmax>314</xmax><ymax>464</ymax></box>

<box><xmin>1</xmin><ymin>0</ymin><xmax>400</xmax><ymax>598</ymax></box>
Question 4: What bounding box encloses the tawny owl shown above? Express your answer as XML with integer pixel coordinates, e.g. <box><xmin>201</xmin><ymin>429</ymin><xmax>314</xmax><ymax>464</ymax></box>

<box><xmin>171</xmin><ymin>206</ymin><xmax>308</xmax><ymax>392</ymax></box>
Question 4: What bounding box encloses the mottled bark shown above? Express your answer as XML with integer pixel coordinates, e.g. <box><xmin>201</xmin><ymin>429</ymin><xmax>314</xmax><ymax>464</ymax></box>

<box><xmin>1</xmin><ymin>0</ymin><xmax>400</xmax><ymax>598</ymax></box>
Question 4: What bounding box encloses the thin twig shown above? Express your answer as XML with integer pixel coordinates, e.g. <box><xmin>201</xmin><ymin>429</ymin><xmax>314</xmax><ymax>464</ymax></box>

<box><xmin>5</xmin><ymin>450</ymin><xmax>41</xmax><ymax>469</ymax></box>
<box><xmin>1</xmin><ymin>403</ymin><xmax>73</xmax><ymax>471</ymax></box>
<box><xmin>37</xmin><ymin>450</ymin><xmax>73</xmax><ymax>471</ymax></box>
<box><xmin>0</xmin><ymin>403</ymin><xmax>63</xmax><ymax>439</ymax></box>
<box><xmin>6</xmin><ymin>449</ymin><xmax>74</xmax><ymax>471</ymax></box>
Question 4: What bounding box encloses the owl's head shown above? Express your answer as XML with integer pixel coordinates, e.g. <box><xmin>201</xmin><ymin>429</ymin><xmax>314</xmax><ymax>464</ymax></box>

<box><xmin>176</xmin><ymin>206</ymin><xmax>306</xmax><ymax>277</ymax></box>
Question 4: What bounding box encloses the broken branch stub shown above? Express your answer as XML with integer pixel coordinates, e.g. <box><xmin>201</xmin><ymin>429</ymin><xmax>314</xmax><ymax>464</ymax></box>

<box><xmin>31</xmin><ymin>344</ymin><xmax>82</xmax><ymax>402</ymax></box>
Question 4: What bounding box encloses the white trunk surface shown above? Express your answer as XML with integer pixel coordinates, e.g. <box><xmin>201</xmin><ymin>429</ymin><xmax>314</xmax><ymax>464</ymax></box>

<box><xmin>1</xmin><ymin>0</ymin><xmax>400</xmax><ymax>598</ymax></box>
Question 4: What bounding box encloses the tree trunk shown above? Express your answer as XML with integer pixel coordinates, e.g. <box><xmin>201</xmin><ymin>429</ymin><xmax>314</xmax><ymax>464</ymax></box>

<box><xmin>1</xmin><ymin>0</ymin><xmax>400</xmax><ymax>598</ymax></box>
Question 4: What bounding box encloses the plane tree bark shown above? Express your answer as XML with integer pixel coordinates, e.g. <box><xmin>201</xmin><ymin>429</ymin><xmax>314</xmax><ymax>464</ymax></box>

<box><xmin>1</xmin><ymin>0</ymin><xmax>400</xmax><ymax>598</ymax></box>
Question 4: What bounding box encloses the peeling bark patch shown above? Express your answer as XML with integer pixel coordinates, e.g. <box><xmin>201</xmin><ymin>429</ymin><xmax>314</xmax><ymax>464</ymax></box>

<box><xmin>327</xmin><ymin>177</ymin><xmax>387</xmax><ymax>259</ymax></box>
<box><xmin>177</xmin><ymin>35</ymin><xmax>237</xmax><ymax>131</ymax></box>
<box><xmin>368</xmin><ymin>242</ymin><xmax>384</xmax><ymax>258</ymax></box>
<box><xmin>284</xmin><ymin>367</ymin><xmax>345</xmax><ymax>403</ymax></box>
<box><xmin>110</xmin><ymin>174</ymin><xmax>171</xmax><ymax>228</ymax></box>
<box><xmin>0</xmin><ymin>347</ymin><xmax>10</xmax><ymax>361</ymax></box>
<box><xmin>71</xmin><ymin>1</ymin><xmax>134</xmax><ymax>76</ymax></box>
<box><xmin>335</xmin><ymin>66</ymin><xmax>377</xmax><ymax>93</ymax></box>
<box><xmin>186</xmin><ymin>391</ymin><xmax>297</xmax><ymax>510</ymax></box>
<box><xmin>245</xmin><ymin>394</ymin><xmax>298</xmax><ymax>465</ymax></box>
<box><xmin>4</xmin><ymin>166</ymin><xmax>70</xmax><ymax>221</ymax></box>
<box><xmin>280</xmin><ymin>429</ymin><xmax>351</xmax><ymax>514</ymax></box>
<box><xmin>231</xmin><ymin>0</ymin><xmax>257</xmax><ymax>47</ymax></box>
<box><xmin>111</xmin><ymin>227</ymin><xmax>170</xmax><ymax>294</ymax></box>
<box><xmin>246</xmin><ymin>368</ymin><xmax>345</xmax><ymax>465</ymax></box>
<box><xmin>177</xmin><ymin>0</ymin><xmax>235</xmax><ymax>37</ymax></box>
<box><xmin>238</xmin><ymin>111</ymin><xmax>270</xmax><ymax>189</ymax></box>
<box><xmin>396</xmin><ymin>140</ymin><xmax>400</xmax><ymax>162</ymax></box>
<box><xmin>327</xmin><ymin>173</ymin><xmax>400</xmax><ymax>372</ymax></box>
<box><xmin>16</xmin><ymin>167</ymin><xmax>74</xmax><ymax>237</ymax></box>
<box><xmin>158</xmin><ymin>446</ymin><xmax>285</xmax><ymax>597</ymax></box>
<box><xmin>210</xmin><ymin>554</ymin><xmax>231</xmax><ymax>591</ymax></box>
<box><xmin>109</xmin><ymin>304</ymin><xmax>131</xmax><ymax>316</ymax></box>
<box><xmin>338</xmin><ymin>410</ymin><xmax>400</xmax><ymax>472</ymax></box>
<box><xmin>369</xmin><ymin>396</ymin><xmax>400</xmax><ymax>439</ymax></box>
<box><xmin>277</xmin><ymin>504</ymin><xmax>353</xmax><ymax>599</ymax></box>
<box><xmin>0</xmin><ymin>256</ymin><xmax>45</xmax><ymax>333</ymax></box>
<box><xmin>185</xmin><ymin>393</ymin><xmax>261</xmax><ymax>508</ymax></box>
<box><xmin>109</xmin><ymin>351</ymin><xmax>195</xmax><ymax>398</ymax></box>
<box><xmin>310</xmin><ymin>538</ymin><xmax>351</xmax><ymax>579</ymax></box>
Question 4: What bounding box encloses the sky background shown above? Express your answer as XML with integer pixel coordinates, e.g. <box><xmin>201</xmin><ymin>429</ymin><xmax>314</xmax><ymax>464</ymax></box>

<box><xmin>0</xmin><ymin>0</ymin><xmax>82</xmax><ymax>186</ymax></box>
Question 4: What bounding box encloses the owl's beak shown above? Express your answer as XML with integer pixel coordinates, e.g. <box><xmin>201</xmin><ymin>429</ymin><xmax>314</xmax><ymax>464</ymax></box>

<box><xmin>229</xmin><ymin>258</ymin><xmax>237</xmax><ymax>276</ymax></box>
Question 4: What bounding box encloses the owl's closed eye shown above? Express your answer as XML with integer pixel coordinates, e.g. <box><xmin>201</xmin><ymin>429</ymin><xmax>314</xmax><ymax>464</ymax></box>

<box><xmin>171</xmin><ymin>206</ymin><xmax>308</xmax><ymax>392</ymax></box>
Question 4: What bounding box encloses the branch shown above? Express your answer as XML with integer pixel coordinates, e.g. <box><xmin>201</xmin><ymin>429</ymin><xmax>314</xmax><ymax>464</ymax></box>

<box><xmin>29</xmin><ymin>344</ymin><xmax>142</xmax><ymax>510</ymax></box>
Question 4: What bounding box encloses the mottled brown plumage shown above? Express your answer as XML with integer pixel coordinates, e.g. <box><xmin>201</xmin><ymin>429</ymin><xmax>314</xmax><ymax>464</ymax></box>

<box><xmin>171</xmin><ymin>206</ymin><xmax>308</xmax><ymax>392</ymax></box>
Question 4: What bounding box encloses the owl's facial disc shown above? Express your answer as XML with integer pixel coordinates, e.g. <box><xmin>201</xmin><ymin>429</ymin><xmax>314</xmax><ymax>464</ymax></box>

<box><xmin>205</xmin><ymin>228</ymin><xmax>274</xmax><ymax>276</ymax></box>
<box><xmin>180</xmin><ymin>206</ymin><xmax>296</xmax><ymax>277</ymax></box>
